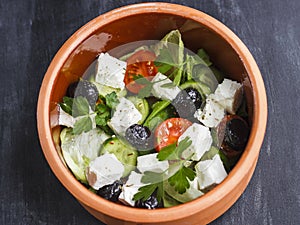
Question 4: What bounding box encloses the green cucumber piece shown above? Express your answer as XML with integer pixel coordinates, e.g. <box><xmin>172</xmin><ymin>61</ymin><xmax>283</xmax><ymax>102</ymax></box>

<box><xmin>100</xmin><ymin>137</ymin><xmax>138</xmax><ymax>177</ymax></box>
<box><xmin>127</xmin><ymin>96</ymin><xmax>149</xmax><ymax>124</ymax></box>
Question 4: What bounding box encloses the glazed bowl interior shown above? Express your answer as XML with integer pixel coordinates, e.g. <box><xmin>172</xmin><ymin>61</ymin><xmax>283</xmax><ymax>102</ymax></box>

<box><xmin>38</xmin><ymin>3</ymin><xmax>267</xmax><ymax>225</ymax></box>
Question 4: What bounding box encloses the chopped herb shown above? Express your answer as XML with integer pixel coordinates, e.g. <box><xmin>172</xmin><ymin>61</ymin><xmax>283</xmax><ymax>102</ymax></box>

<box><xmin>73</xmin><ymin>116</ymin><xmax>93</xmax><ymax>135</ymax></box>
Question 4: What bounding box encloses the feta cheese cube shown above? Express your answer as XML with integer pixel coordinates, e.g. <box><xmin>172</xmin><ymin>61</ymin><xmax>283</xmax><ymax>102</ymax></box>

<box><xmin>195</xmin><ymin>154</ymin><xmax>227</xmax><ymax>190</ymax></box>
<box><xmin>86</xmin><ymin>153</ymin><xmax>124</xmax><ymax>190</ymax></box>
<box><xmin>109</xmin><ymin>97</ymin><xmax>142</xmax><ymax>135</ymax></box>
<box><xmin>95</xmin><ymin>53</ymin><xmax>127</xmax><ymax>89</ymax></box>
<box><xmin>151</xmin><ymin>73</ymin><xmax>181</xmax><ymax>101</ymax></box>
<box><xmin>194</xmin><ymin>95</ymin><xmax>225</xmax><ymax>128</ymax></box>
<box><xmin>164</xmin><ymin>177</ymin><xmax>203</xmax><ymax>203</ymax></box>
<box><xmin>137</xmin><ymin>153</ymin><xmax>169</xmax><ymax>173</ymax></box>
<box><xmin>57</xmin><ymin>105</ymin><xmax>75</xmax><ymax>128</ymax></box>
<box><xmin>213</xmin><ymin>78</ymin><xmax>243</xmax><ymax>114</ymax></box>
<box><xmin>57</xmin><ymin>105</ymin><xmax>97</xmax><ymax>129</ymax></box>
<box><xmin>179</xmin><ymin>123</ymin><xmax>212</xmax><ymax>161</ymax></box>
<box><xmin>119</xmin><ymin>171</ymin><xmax>147</xmax><ymax>206</ymax></box>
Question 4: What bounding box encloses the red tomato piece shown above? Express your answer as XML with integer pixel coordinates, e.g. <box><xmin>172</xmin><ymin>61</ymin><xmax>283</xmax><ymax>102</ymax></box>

<box><xmin>154</xmin><ymin>118</ymin><xmax>193</xmax><ymax>151</ymax></box>
<box><xmin>124</xmin><ymin>50</ymin><xmax>158</xmax><ymax>93</ymax></box>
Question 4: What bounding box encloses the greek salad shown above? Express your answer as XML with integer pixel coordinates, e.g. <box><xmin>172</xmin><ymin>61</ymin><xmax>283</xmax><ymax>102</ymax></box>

<box><xmin>57</xmin><ymin>30</ymin><xmax>250</xmax><ymax>209</ymax></box>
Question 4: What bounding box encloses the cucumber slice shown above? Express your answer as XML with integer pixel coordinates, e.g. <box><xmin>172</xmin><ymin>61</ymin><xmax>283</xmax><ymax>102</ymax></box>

<box><xmin>100</xmin><ymin>137</ymin><xmax>137</xmax><ymax>177</ymax></box>
<box><xmin>127</xmin><ymin>96</ymin><xmax>149</xmax><ymax>124</ymax></box>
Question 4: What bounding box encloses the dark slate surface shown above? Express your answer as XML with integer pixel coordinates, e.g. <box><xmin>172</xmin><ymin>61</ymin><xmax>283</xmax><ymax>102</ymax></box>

<box><xmin>1</xmin><ymin>0</ymin><xmax>299</xmax><ymax>224</ymax></box>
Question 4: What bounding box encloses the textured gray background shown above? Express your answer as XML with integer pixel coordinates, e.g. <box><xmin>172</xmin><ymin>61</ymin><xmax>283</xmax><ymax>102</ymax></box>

<box><xmin>1</xmin><ymin>0</ymin><xmax>299</xmax><ymax>224</ymax></box>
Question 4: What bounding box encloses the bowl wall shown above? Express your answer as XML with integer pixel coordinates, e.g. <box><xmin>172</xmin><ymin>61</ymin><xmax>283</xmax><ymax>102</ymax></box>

<box><xmin>37</xmin><ymin>3</ymin><xmax>267</xmax><ymax>225</ymax></box>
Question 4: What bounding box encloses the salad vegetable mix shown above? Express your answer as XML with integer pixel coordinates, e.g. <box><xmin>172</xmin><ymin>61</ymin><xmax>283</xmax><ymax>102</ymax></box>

<box><xmin>56</xmin><ymin>30</ymin><xmax>250</xmax><ymax>209</ymax></box>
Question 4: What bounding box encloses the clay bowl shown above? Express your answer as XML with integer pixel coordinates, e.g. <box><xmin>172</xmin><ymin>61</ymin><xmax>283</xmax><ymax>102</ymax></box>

<box><xmin>37</xmin><ymin>2</ymin><xmax>267</xmax><ymax>225</ymax></box>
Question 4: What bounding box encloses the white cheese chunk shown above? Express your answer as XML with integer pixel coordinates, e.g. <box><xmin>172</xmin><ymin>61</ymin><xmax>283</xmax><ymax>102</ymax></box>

<box><xmin>151</xmin><ymin>73</ymin><xmax>181</xmax><ymax>101</ymax></box>
<box><xmin>57</xmin><ymin>105</ymin><xmax>97</xmax><ymax>129</ymax></box>
<box><xmin>179</xmin><ymin>123</ymin><xmax>212</xmax><ymax>161</ymax></box>
<box><xmin>119</xmin><ymin>171</ymin><xmax>147</xmax><ymax>206</ymax></box>
<box><xmin>194</xmin><ymin>95</ymin><xmax>225</xmax><ymax>128</ymax></box>
<box><xmin>164</xmin><ymin>177</ymin><xmax>203</xmax><ymax>203</ymax></box>
<box><xmin>95</xmin><ymin>53</ymin><xmax>127</xmax><ymax>89</ymax></box>
<box><xmin>108</xmin><ymin>97</ymin><xmax>142</xmax><ymax>135</ymax></box>
<box><xmin>137</xmin><ymin>153</ymin><xmax>169</xmax><ymax>174</ymax></box>
<box><xmin>213</xmin><ymin>78</ymin><xmax>243</xmax><ymax>114</ymax></box>
<box><xmin>57</xmin><ymin>105</ymin><xmax>75</xmax><ymax>128</ymax></box>
<box><xmin>195</xmin><ymin>154</ymin><xmax>227</xmax><ymax>190</ymax></box>
<box><xmin>86</xmin><ymin>153</ymin><xmax>124</xmax><ymax>190</ymax></box>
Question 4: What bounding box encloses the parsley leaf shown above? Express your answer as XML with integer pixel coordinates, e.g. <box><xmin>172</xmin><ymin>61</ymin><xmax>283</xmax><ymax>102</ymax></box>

<box><xmin>105</xmin><ymin>92</ymin><xmax>119</xmax><ymax>109</ymax></box>
<box><xmin>59</xmin><ymin>96</ymin><xmax>73</xmax><ymax>115</ymax></box>
<box><xmin>168</xmin><ymin>166</ymin><xmax>196</xmax><ymax>194</ymax></box>
<box><xmin>157</xmin><ymin>137</ymin><xmax>192</xmax><ymax>161</ymax></box>
<box><xmin>72</xmin><ymin>96</ymin><xmax>90</xmax><ymax>117</ymax></box>
<box><xmin>141</xmin><ymin>171</ymin><xmax>165</xmax><ymax>184</ymax></box>
<box><xmin>133</xmin><ymin>183</ymin><xmax>163</xmax><ymax>202</ymax></box>
<box><xmin>72</xmin><ymin>116</ymin><xmax>93</xmax><ymax>135</ymax></box>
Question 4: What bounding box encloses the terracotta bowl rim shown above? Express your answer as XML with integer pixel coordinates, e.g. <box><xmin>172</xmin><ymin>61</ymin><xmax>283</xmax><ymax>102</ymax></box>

<box><xmin>37</xmin><ymin>2</ymin><xmax>267</xmax><ymax>223</ymax></box>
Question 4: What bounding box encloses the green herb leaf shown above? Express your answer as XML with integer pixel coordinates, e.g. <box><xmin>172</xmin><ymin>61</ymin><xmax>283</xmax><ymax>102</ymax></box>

<box><xmin>197</xmin><ymin>49</ymin><xmax>212</xmax><ymax>66</ymax></box>
<box><xmin>105</xmin><ymin>92</ymin><xmax>119</xmax><ymax>109</ymax></box>
<box><xmin>134</xmin><ymin>76</ymin><xmax>152</xmax><ymax>85</ymax></box>
<box><xmin>59</xmin><ymin>96</ymin><xmax>73</xmax><ymax>115</ymax></box>
<box><xmin>95</xmin><ymin>104</ymin><xmax>109</xmax><ymax>114</ymax></box>
<box><xmin>160</xmin><ymin>82</ymin><xmax>176</xmax><ymax>89</ymax></box>
<box><xmin>168</xmin><ymin>166</ymin><xmax>196</xmax><ymax>194</ymax></box>
<box><xmin>157</xmin><ymin>143</ymin><xmax>177</xmax><ymax>161</ymax></box>
<box><xmin>137</xmin><ymin>83</ymin><xmax>153</xmax><ymax>98</ymax></box>
<box><xmin>175</xmin><ymin>137</ymin><xmax>192</xmax><ymax>158</ymax></box>
<box><xmin>133</xmin><ymin>182</ymin><xmax>164</xmax><ymax>203</ymax></box>
<box><xmin>157</xmin><ymin>137</ymin><xmax>192</xmax><ymax>161</ymax></box>
<box><xmin>143</xmin><ymin>100</ymin><xmax>170</xmax><ymax>126</ymax></box>
<box><xmin>133</xmin><ymin>184</ymin><xmax>158</xmax><ymax>201</ymax></box>
<box><xmin>141</xmin><ymin>171</ymin><xmax>165</xmax><ymax>184</ymax></box>
<box><xmin>72</xmin><ymin>116</ymin><xmax>93</xmax><ymax>135</ymax></box>
<box><xmin>72</xmin><ymin>96</ymin><xmax>90</xmax><ymax>117</ymax></box>
<box><xmin>95</xmin><ymin>111</ymin><xmax>110</xmax><ymax>126</ymax></box>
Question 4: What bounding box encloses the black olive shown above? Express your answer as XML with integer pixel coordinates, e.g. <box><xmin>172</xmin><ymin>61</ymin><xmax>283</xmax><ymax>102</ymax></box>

<box><xmin>67</xmin><ymin>80</ymin><xmax>99</xmax><ymax>107</ymax></box>
<box><xmin>218</xmin><ymin>115</ymin><xmax>250</xmax><ymax>153</ymax></box>
<box><xmin>172</xmin><ymin>88</ymin><xmax>202</xmax><ymax>119</ymax></box>
<box><xmin>97</xmin><ymin>180</ymin><xmax>123</xmax><ymax>202</ymax></box>
<box><xmin>184</xmin><ymin>88</ymin><xmax>202</xmax><ymax>109</ymax></box>
<box><xmin>135</xmin><ymin>191</ymin><xmax>163</xmax><ymax>209</ymax></box>
<box><xmin>125</xmin><ymin>124</ymin><xmax>154</xmax><ymax>150</ymax></box>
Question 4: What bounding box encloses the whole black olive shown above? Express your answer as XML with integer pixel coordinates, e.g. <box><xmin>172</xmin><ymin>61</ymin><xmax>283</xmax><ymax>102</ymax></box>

<box><xmin>125</xmin><ymin>124</ymin><xmax>154</xmax><ymax>150</ymax></box>
<box><xmin>172</xmin><ymin>88</ymin><xmax>202</xmax><ymax>119</ymax></box>
<box><xmin>97</xmin><ymin>180</ymin><xmax>123</xmax><ymax>202</ymax></box>
<box><xmin>67</xmin><ymin>80</ymin><xmax>99</xmax><ymax>107</ymax></box>
<box><xmin>218</xmin><ymin>115</ymin><xmax>250</xmax><ymax>154</ymax></box>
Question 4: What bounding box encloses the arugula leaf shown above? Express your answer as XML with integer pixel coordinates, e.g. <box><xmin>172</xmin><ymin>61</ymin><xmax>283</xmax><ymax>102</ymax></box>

<box><xmin>160</xmin><ymin>82</ymin><xmax>176</xmax><ymax>89</ymax></box>
<box><xmin>72</xmin><ymin>96</ymin><xmax>90</xmax><ymax>117</ymax></box>
<box><xmin>105</xmin><ymin>92</ymin><xmax>119</xmax><ymax>109</ymax></box>
<box><xmin>59</xmin><ymin>96</ymin><xmax>73</xmax><ymax>115</ymax></box>
<box><xmin>143</xmin><ymin>100</ymin><xmax>170</xmax><ymax>126</ymax></box>
<box><xmin>197</xmin><ymin>49</ymin><xmax>212</xmax><ymax>66</ymax></box>
<box><xmin>72</xmin><ymin>116</ymin><xmax>93</xmax><ymax>135</ymax></box>
<box><xmin>168</xmin><ymin>166</ymin><xmax>196</xmax><ymax>194</ymax></box>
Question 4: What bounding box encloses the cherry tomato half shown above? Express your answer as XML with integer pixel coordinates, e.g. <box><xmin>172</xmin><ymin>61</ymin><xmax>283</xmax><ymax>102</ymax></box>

<box><xmin>154</xmin><ymin>118</ymin><xmax>193</xmax><ymax>151</ymax></box>
<box><xmin>124</xmin><ymin>50</ymin><xmax>158</xmax><ymax>93</ymax></box>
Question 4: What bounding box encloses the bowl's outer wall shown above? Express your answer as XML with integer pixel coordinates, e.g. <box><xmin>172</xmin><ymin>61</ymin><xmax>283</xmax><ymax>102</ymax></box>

<box><xmin>37</xmin><ymin>3</ymin><xmax>267</xmax><ymax>225</ymax></box>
